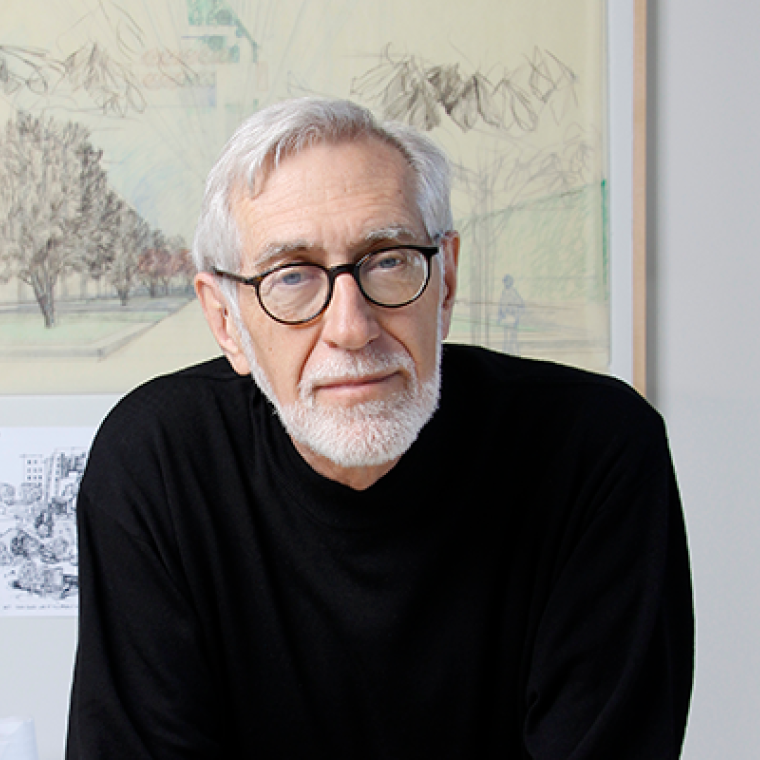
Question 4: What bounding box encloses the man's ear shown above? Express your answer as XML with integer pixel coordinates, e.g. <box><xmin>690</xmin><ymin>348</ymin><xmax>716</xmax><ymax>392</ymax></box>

<box><xmin>439</xmin><ymin>231</ymin><xmax>460</xmax><ymax>340</ymax></box>
<box><xmin>194</xmin><ymin>272</ymin><xmax>251</xmax><ymax>376</ymax></box>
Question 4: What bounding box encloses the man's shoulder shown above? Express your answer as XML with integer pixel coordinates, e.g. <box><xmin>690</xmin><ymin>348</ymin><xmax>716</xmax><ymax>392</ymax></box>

<box><xmin>90</xmin><ymin>357</ymin><xmax>254</xmax><ymax>463</ymax></box>
<box><xmin>442</xmin><ymin>343</ymin><xmax>639</xmax><ymax>394</ymax></box>
<box><xmin>440</xmin><ymin>343</ymin><xmax>662</xmax><ymax>435</ymax></box>
<box><xmin>119</xmin><ymin>356</ymin><xmax>246</xmax><ymax>407</ymax></box>
<box><xmin>146</xmin><ymin>355</ymin><xmax>247</xmax><ymax>391</ymax></box>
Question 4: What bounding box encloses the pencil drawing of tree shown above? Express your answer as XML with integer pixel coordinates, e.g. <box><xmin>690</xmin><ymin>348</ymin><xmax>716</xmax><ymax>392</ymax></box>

<box><xmin>351</xmin><ymin>46</ymin><xmax>574</xmax><ymax>136</ymax></box>
<box><xmin>1</xmin><ymin>0</ymin><xmax>149</xmax><ymax>119</ymax></box>
<box><xmin>168</xmin><ymin>236</ymin><xmax>194</xmax><ymax>294</ymax></box>
<box><xmin>76</xmin><ymin>143</ymin><xmax>115</xmax><ymax>285</ymax></box>
<box><xmin>65</xmin><ymin>42</ymin><xmax>146</xmax><ymax>117</ymax></box>
<box><xmin>0</xmin><ymin>45</ymin><xmax>65</xmax><ymax>98</ymax></box>
<box><xmin>0</xmin><ymin>114</ymin><xmax>91</xmax><ymax>327</ymax></box>
<box><xmin>107</xmin><ymin>202</ymin><xmax>150</xmax><ymax>306</ymax></box>
<box><xmin>138</xmin><ymin>229</ymin><xmax>171</xmax><ymax>297</ymax></box>
<box><xmin>76</xmin><ymin>147</ymin><xmax>155</xmax><ymax>307</ymax></box>
<box><xmin>0</xmin><ymin>109</ymin><xmax>163</xmax><ymax>316</ymax></box>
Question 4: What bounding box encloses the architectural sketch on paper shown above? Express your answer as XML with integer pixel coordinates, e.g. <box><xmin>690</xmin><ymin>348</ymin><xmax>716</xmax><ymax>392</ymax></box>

<box><xmin>0</xmin><ymin>5</ymin><xmax>202</xmax><ymax>393</ymax></box>
<box><xmin>351</xmin><ymin>45</ymin><xmax>607</xmax><ymax>364</ymax></box>
<box><xmin>0</xmin><ymin>0</ymin><xmax>608</xmax><ymax>395</ymax></box>
<box><xmin>0</xmin><ymin>430</ymin><xmax>93</xmax><ymax>615</ymax></box>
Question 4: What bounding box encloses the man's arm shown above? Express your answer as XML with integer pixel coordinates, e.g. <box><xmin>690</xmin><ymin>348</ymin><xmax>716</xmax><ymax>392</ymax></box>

<box><xmin>522</xmin><ymin>411</ymin><xmax>694</xmax><ymax>759</ymax></box>
<box><xmin>66</xmin><ymin>408</ymin><xmax>225</xmax><ymax>759</ymax></box>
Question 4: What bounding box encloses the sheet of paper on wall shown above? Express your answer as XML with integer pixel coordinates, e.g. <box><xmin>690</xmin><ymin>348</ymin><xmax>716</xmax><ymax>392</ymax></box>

<box><xmin>0</xmin><ymin>427</ymin><xmax>95</xmax><ymax>617</ymax></box>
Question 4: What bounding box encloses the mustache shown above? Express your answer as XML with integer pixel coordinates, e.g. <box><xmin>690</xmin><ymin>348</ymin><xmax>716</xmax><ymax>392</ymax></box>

<box><xmin>298</xmin><ymin>346</ymin><xmax>416</xmax><ymax>398</ymax></box>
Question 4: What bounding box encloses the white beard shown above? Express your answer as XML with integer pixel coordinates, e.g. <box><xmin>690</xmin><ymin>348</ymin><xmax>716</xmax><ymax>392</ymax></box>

<box><xmin>236</xmin><ymin>322</ymin><xmax>442</xmax><ymax>470</ymax></box>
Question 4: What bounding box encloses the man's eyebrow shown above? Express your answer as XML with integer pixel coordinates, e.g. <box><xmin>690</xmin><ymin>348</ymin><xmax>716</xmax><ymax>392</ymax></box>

<box><xmin>249</xmin><ymin>240</ymin><xmax>314</xmax><ymax>272</ymax></box>
<box><xmin>362</xmin><ymin>226</ymin><xmax>421</xmax><ymax>245</ymax></box>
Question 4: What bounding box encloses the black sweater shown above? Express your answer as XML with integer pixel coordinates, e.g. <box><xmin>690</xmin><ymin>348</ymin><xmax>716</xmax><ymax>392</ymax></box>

<box><xmin>66</xmin><ymin>345</ymin><xmax>693</xmax><ymax>759</ymax></box>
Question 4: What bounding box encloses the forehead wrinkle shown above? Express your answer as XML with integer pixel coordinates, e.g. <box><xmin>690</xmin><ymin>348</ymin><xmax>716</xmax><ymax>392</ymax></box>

<box><xmin>234</xmin><ymin>142</ymin><xmax>426</xmax><ymax>273</ymax></box>
<box><xmin>248</xmin><ymin>223</ymin><xmax>425</xmax><ymax>273</ymax></box>
<box><xmin>249</xmin><ymin>239</ymin><xmax>315</xmax><ymax>272</ymax></box>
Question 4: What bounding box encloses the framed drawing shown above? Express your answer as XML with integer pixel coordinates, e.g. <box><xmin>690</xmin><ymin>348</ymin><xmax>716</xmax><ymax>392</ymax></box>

<box><xmin>0</xmin><ymin>0</ymin><xmax>643</xmax><ymax>401</ymax></box>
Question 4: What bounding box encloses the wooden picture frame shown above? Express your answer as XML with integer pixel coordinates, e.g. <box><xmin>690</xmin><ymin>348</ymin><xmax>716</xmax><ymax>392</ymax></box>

<box><xmin>633</xmin><ymin>0</ymin><xmax>648</xmax><ymax>395</ymax></box>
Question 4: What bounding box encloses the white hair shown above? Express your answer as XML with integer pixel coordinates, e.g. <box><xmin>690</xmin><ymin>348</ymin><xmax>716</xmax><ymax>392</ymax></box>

<box><xmin>192</xmin><ymin>97</ymin><xmax>453</xmax><ymax>306</ymax></box>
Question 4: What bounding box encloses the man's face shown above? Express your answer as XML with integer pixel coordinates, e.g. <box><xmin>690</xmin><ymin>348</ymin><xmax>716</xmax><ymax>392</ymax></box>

<box><xmin>208</xmin><ymin>137</ymin><xmax>458</xmax><ymax>486</ymax></box>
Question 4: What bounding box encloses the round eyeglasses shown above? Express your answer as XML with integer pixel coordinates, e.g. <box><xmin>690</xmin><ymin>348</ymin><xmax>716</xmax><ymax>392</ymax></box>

<box><xmin>213</xmin><ymin>244</ymin><xmax>439</xmax><ymax>325</ymax></box>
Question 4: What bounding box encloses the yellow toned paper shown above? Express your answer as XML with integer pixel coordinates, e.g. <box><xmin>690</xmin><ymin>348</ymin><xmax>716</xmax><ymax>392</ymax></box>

<box><xmin>0</xmin><ymin>0</ymin><xmax>607</xmax><ymax>394</ymax></box>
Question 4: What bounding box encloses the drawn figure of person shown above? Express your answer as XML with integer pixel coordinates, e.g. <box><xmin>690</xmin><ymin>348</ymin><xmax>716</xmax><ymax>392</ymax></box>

<box><xmin>497</xmin><ymin>274</ymin><xmax>524</xmax><ymax>354</ymax></box>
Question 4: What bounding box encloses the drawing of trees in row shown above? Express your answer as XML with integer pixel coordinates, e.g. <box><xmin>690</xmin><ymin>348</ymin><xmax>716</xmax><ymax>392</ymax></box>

<box><xmin>0</xmin><ymin>113</ymin><xmax>192</xmax><ymax>328</ymax></box>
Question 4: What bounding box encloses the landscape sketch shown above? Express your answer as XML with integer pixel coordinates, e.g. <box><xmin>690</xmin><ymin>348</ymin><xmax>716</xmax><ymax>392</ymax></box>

<box><xmin>0</xmin><ymin>0</ymin><xmax>608</xmax><ymax>395</ymax></box>
<box><xmin>0</xmin><ymin>427</ymin><xmax>94</xmax><ymax>616</ymax></box>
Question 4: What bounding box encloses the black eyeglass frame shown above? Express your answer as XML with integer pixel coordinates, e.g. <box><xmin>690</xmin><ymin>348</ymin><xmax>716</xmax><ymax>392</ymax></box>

<box><xmin>213</xmin><ymin>244</ymin><xmax>440</xmax><ymax>325</ymax></box>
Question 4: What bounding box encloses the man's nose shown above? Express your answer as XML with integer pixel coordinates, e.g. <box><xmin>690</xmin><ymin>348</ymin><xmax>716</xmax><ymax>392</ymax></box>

<box><xmin>319</xmin><ymin>270</ymin><xmax>381</xmax><ymax>350</ymax></box>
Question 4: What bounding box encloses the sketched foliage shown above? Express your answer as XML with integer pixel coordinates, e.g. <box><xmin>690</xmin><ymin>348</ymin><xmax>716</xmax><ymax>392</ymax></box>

<box><xmin>0</xmin><ymin>45</ymin><xmax>65</xmax><ymax>98</ymax></box>
<box><xmin>0</xmin><ymin>40</ymin><xmax>146</xmax><ymax>118</ymax></box>
<box><xmin>64</xmin><ymin>43</ymin><xmax>146</xmax><ymax>117</ymax></box>
<box><xmin>137</xmin><ymin>232</ymin><xmax>192</xmax><ymax>299</ymax></box>
<box><xmin>352</xmin><ymin>46</ymin><xmax>577</xmax><ymax>135</ymax></box>
<box><xmin>0</xmin><ymin>114</ymin><xmax>92</xmax><ymax>327</ymax></box>
<box><xmin>0</xmin><ymin>112</ymin><xmax>162</xmax><ymax>322</ymax></box>
<box><xmin>104</xmin><ymin>195</ymin><xmax>150</xmax><ymax>306</ymax></box>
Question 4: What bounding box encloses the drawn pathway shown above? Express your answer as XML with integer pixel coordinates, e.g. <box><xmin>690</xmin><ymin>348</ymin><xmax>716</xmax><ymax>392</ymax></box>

<box><xmin>1</xmin><ymin>299</ymin><xmax>221</xmax><ymax>396</ymax></box>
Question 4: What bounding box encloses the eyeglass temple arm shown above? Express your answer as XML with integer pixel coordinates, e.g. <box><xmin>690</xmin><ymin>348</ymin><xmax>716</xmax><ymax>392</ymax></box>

<box><xmin>212</xmin><ymin>268</ymin><xmax>262</xmax><ymax>287</ymax></box>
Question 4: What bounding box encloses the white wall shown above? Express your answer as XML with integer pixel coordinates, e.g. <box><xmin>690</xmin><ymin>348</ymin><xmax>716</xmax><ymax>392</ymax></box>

<box><xmin>650</xmin><ymin>1</ymin><xmax>760</xmax><ymax>758</ymax></box>
<box><xmin>0</xmin><ymin>620</ymin><xmax>76</xmax><ymax>760</ymax></box>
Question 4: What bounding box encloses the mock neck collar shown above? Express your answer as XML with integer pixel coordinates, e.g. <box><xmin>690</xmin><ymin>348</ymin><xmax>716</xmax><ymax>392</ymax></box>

<box><xmin>250</xmin><ymin>386</ymin><xmax>450</xmax><ymax>533</ymax></box>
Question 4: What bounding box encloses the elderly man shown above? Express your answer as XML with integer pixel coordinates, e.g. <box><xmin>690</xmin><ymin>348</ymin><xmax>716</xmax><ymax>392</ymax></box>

<box><xmin>66</xmin><ymin>99</ymin><xmax>693</xmax><ymax>759</ymax></box>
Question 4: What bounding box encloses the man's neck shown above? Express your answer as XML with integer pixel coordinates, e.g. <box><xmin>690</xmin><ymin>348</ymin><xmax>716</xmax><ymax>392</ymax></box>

<box><xmin>292</xmin><ymin>438</ymin><xmax>399</xmax><ymax>491</ymax></box>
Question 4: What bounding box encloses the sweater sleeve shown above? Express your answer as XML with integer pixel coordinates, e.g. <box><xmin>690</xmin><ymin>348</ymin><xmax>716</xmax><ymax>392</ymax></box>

<box><xmin>522</xmin><ymin>409</ymin><xmax>694</xmax><ymax>759</ymax></box>
<box><xmin>66</xmin><ymin>409</ymin><xmax>225</xmax><ymax>759</ymax></box>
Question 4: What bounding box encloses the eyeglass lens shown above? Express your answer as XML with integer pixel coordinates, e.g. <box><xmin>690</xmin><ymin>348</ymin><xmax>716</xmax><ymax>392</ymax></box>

<box><xmin>259</xmin><ymin>247</ymin><xmax>430</xmax><ymax>324</ymax></box>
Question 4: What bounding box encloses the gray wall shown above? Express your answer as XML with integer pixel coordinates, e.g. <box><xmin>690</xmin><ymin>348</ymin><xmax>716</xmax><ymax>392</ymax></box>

<box><xmin>2</xmin><ymin>1</ymin><xmax>760</xmax><ymax>757</ymax></box>
<box><xmin>651</xmin><ymin>1</ymin><xmax>760</xmax><ymax>756</ymax></box>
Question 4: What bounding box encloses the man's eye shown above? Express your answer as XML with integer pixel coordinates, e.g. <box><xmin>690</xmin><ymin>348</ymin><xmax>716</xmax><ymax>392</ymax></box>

<box><xmin>369</xmin><ymin>250</ymin><xmax>412</xmax><ymax>273</ymax></box>
<box><xmin>280</xmin><ymin>270</ymin><xmax>306</xmax><ymax>286</ymax></box>
<box><xmin>377</xmin><ymin>255</ymin><xmax>403</xmax><ymax>270</ymax></box>
<box><xmin>268</xmin><ymin>266</ymin><xmax>320</xmax><ymax>289</ymax></box>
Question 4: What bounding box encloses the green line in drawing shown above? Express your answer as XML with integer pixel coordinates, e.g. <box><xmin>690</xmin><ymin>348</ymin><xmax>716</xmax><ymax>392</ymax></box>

<box><xmin>601</xmin><ymin>178</ymin><xmax>610</xmax><ymax>300</ymax></box>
